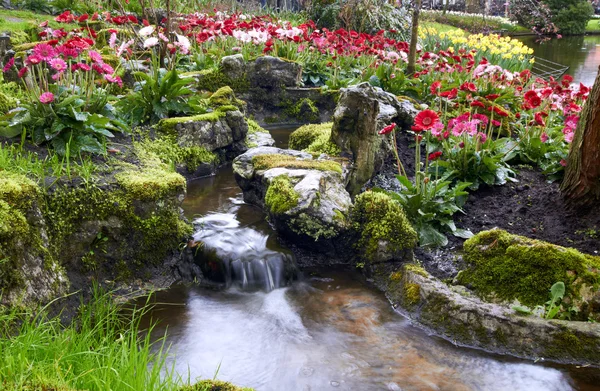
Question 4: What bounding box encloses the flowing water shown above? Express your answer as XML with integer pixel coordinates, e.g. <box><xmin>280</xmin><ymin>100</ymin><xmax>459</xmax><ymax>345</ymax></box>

<box><xmin>519</xmin><ymin>35</ymin><xmax>600</xmax><ymax>86</ymax></box>
<box><xmin>140</xmin><ymin>127</ymin><xmax>600</xmax><ymax>390</ymax></box>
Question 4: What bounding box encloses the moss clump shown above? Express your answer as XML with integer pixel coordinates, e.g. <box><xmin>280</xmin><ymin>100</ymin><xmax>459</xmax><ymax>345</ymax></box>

<box><xmin>351</xmin><ymin>191</ymin><xmax>418</xmax><ymax>261</ymax></box>
<box><xmin>251</xmin><ymin>154</ymin><xmax>342</xmax><ymax>173</ymax></box>
<box><xmin>0</xmin><ymin>171</ymin><xmax>40</xmax><ymax>209</ymax></box>
<box><xmin>192</xmin><ymin>68</ymin><xmax>250</xmax><ymax>93</ymax></box>
<box><xmin>458</xmin><ymin>229</ymin><xmax>600</xmax><ymax>308</ymax></box>
<box><xmin>289</xmin><ymin>212</ymin><xmax>339</xmax><ymax>241</ymax></box>
<box><xmin>284</xmin><ymin>98</ymin><xmax>320</xmax><ymax>122</ymax></box>
<box><xmin>405</xmin><ymin>263</ymin><xmax>428</xmax><ymax>277</ymax></box>
<box><xmin>404</xmin><ymin>282</ymin><xmax>421</xmax><ymax>306</ymax></box>
<box><xmin>264</xmin><ymin>175</ymin><xmax>299</xmax><ymax>215</ymax></box>
<box><xmin>289</xmin><ymin>122</ymin><xmax>340</xmax><ymax>156</ymax></box>
<box><xmin>115</xmin><ymin>164</ymin><xmax>186</xmax><ymax>201</ymax></box>
<box><xmin>0</xmin><ymin>90</ymin><xmax>16</xmax><ymax>114</ymax></box>
<box><xmin>179</xmin><ymin>379</ymin><xmax>254</xmax><ymax>391</ymax></box>
<box><xmin>246</xmin><ymin>118</ymin><xmax>268</xmax><ymax>135</ymax></box>
<box><xmin>134</xmin><ymin>135</ymin><xmax>216</xmax><ymax>173</ymax></box>
<box><xmin>208</xmin><ymin>86</ymin><xmax>245</xmax><ymax>109</ymax></box>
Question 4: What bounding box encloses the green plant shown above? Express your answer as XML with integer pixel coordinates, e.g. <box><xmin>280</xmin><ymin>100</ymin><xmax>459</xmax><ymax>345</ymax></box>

<box><xmin>117</xmin><ymin>68</ymin><xmax>206</xmax><ymax>126</ymax></box>
<box><xmin>544</xmin><ymin>0</ymin><xmax>593</xmax><ymax>35</ymax></box>
<box><xmin>545</xmin><ymin>281</ymin><xmax>565</xmax><ymax>319</ymax></box>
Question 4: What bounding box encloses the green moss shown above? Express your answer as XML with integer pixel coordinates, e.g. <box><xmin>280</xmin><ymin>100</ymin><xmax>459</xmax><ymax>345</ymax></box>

<box><xmin>0</xmin><ymin>90</ymin><xmax>16</xmax><ymax>114</ymax></box>
<box><xmin>284</xmin><ymin>98</ymin><xmax>319</xmax><ymax>122</ymax></box>
<box><xmin>289</xmin><ymin>212</ymin><xmax>339</xmax><ymax>241</ymax></box>
<box><xmin>134</xmin><ymin>135</ymin><xmax>216</xmax><ymax>173</ymax></box>
<box><xmin>404</xmin><ymin>282</ymin><xmax>421</xmax><ymax>306</ymax></box>
<box><xmin>251</xmin><ymin>154</ymin><xmax>342</xmax><ymax>173</ymax></box>
<box><xmin>289</xmin><ymin>122</ymin><xmax>340</xmax><ymax>156</ymax></box>
<box><xmin>193</xmin><ymin>68</ymin><xmax>250</xmax><ymax>93</ymax></box>
<box><xmin>179</xmin><ymin>379</ymin><xmax>254</xmax><ymax>391</ymax></box>
<box><xmin>0</xmin><ymin>171</ymin><xmax>40</xmax><ymax>210</ymax></box>
<box><xmin>264</xmin><ymin>175</ymin><xmax>299</xmax><ymax>215</ymax></box>
<box><xmin>158</xmin><ymin>110</ymin><xmax>230</xmax><ymax>135</ymax></box>
<box><xmin>405</xmin><ymin>263</ymin><xmax>428</xmax><ymax>277</ymax></box>
<box><xmin>0</xmin><ymin>200</ymin><xmax>28</xmax><ymax>289</ymax></box>
<box><xmin>351</xmin><ymin>191</ymin><xmax>418</xmax><ymax>261</ymax></box>
<box><xmin>115</xmin><ymin>165</ymin><xmax>186</xmax><ymax>201</ymax></box>
<box><xmin>544</xmin><ymin>328</ymin><xmax>600</xmax><ymax>362</ymax></box>
<box><xmin>246</xmin><ymin>118</ymin><xmax>268</xmax><ymax>135</ymax></box>
<box><xmin>208</xmin><ymin>86</ymin><xmax>245</xmax><ymax>109</ymax></box>
<box><xmin>457</xmin><ymin>229</ymin><xmax>600</xmax><ymax>308</ymax></box>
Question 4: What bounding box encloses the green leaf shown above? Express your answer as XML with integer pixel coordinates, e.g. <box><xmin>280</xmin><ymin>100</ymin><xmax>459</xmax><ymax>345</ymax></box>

<box><xmin>418</xmin><ymin>225</ymin><xmax>448</xmax><ymax>247</ymax></box>
<box><xmin>453</xmin><ymin>228</ymin><xmax>474</xmax><ymax>239</ymax></box>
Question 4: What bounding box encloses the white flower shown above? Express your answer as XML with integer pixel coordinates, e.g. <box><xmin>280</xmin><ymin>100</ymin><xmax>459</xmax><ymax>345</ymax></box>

<box><xmin>175</xmin><ymin>34</ymin><xmax>191</xmax><ymax>55</ymax></box>
<box><xmin>143</xmin><ymin>37</ymin><xmax>159</xmax><ymax>48</ymax></box>
<box><xmin>138</xmin><ymin>25</ymin><xmax>155</xmax><ymax>37</ymax></box>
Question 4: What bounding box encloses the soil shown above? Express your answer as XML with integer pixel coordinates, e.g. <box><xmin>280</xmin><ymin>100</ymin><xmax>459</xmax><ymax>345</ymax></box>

<box><xmin>368</xmin><ymin>130</ymin><xmax>600</xmax><ymax>279</ymax></box>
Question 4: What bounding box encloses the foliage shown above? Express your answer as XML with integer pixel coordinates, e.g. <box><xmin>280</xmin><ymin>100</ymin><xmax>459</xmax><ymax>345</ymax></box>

<box><xmin>544</xmin><ymin>0</ymin><xmax>593</xmax><ymax>35</ymax></box>
<box><xmin>420</xmin><ymin>9</ymin><xmax>523</xmax><ymax>33</ymax></box>
<box><xmin>117</xmin><ymin>68</ymin><xmax>206</xmax><ymax>126</ymax></box>
<box><xmin>510</xmin><ymin>0</ymin><xmax>558</xmax><ymax>35</ymax></box>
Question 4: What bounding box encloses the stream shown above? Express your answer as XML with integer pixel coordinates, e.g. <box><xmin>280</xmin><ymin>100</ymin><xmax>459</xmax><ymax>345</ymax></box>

<box><xmin>140</xmin><ymin>127</ymin><xmax>600</xmax><ymax>390</ymax></box>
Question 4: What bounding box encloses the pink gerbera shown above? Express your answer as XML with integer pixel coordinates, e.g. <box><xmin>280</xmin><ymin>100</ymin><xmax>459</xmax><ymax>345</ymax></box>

<box><xmin>49</xmin><ymin>58</ymin><xmax>67</xmax><ymax>72</ymax></box>
<box><xmin>33</xmin><ymin>43</ymin><xmax>56</xmax><ymax>62</ymax></box>
<box><xmin>39</xmin><ymin>92</ymin><xmax>55</xmax><ymax>104</ymax></box>
<box><xmin>88</xmin><ymin>50</ymin><xmax>103</xmax><ymax>63</ymax></box>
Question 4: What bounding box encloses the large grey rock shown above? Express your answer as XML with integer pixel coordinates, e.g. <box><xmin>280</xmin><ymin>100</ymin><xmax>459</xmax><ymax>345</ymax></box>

<box><xmin>330</xmin><ymin>82</ymin><xmax>418</xmax><ymax>196</ymax></box>
<box><xmin>233</xmin><ymin>147</ymin><xmax>352</xmax><ymax>251</ymax></box>
<box><xmin>164</xmin><ymin>110</ymin><xmax>248</xmax><ymax>157</ymax></box>
<box><xmin>246</xmin><ymin>130</ymin><xmax>275</xmax><ymax>148</ymax></box>
<box><xmin>248</xmin><ymin>56</ymin><xmax>302</xmax><ymax>89</ymax></box>
<box><xmin>221</xmin><ymin>54</ymin><xmax>246</xmax><ymax>80</ymax></box>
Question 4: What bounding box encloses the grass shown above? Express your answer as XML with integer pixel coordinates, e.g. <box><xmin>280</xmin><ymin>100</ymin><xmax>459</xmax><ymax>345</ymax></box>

<box><xmin>421</xmin><ymin>21</ymin><xmax>463</xmax><ymax>34</ymax></box>
<box><xmin>0</xmin><ymin>142</ymin><xmax>99</xmax><ymax>185</ymax></box>
<box><xmin>586</xmin><ymin>19</ymin><xmax>600</xmax><ymax>32</ymax></box>
<box><xmin>0</xmin><ymin>8</ymin><xmax>78</xmax><ymax>35</ymax></box>
<box><xmin>0</xmin><ymin>289</ymin><xmax>180</xmax><ymax>391</ymax></box>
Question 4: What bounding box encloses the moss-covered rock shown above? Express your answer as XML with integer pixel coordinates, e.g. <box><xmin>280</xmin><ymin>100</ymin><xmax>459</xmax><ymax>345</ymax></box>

<box><xmin>180</xmin><ymin>379</ymin><xmax>254</xmax><ymax>391</ymax></box>
<box><xmin>458</xmin><ymin>229</ymin><xmax>600</xmax><ymax>314</ymax></box>
<box><xmin>264</xmin><ymin>175</ymin><xmax>299</xmax><ymax>215</ymax></box>
<box><xmin>284</xmin><ymin>97</ymin><xmax>319</xmax><ymax>122</ymax></box>
<box><xmin>158</xmin><ymin>107</ymin><xmax>237</xmax><ymax>135</ymax></box>
<box><xmin>351</xmin><ymin>191</ymin><xmax>417</xmax><ymax>262</ymax></box>
<box><xmin>288</xmin><ymin>122</ymin><xmax>340</xmax><ymax>156</ymax></box>
<box><xmin>251</xmin><ymin>153</ymin><xmax>342</xmax><ymax>173</ymax></box>
<box><xmin>134</xmin><ymin>135</ymin><xmax>216</xmax><ymax>175</ymax></box>
<box><xmin>208</xmin><ymin>86</ymin><xmax>246</xmax><ymax>110</ymax></box>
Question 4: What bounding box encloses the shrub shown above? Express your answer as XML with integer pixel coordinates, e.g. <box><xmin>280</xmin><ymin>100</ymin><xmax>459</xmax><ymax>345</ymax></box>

<box><xmin>544</xmin><ymin>0</ymin><xmax>593</xmax><ymax>35</ymax></box>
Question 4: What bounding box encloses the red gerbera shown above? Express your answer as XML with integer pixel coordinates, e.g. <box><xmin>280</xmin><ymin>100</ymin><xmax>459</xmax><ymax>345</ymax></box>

<box><xmin>414</xmin><ymin>110</ymin><xmax>440</xmax><ymax>130</ymax></box>
<box><xmin>439</xmin><ymin>88</ymin><xmax>458</xmax><ymax>99</ymax></box>
<box><xmin>429</xmin><ymin>81</ymin><xmax>441</xmax><ymax>96</ymax></box>
<box><xmin>485</xmin><ymin>93</ymin><xmax>500</xmax><ymax>101</ymax></box>
<box><xmin>470</xmin><ymin>100</ymin><xmax>485</xmax><ymax>108</ymax></box>
<box><xmin>524</xmin><ymin>90</ymin><xmax>541</xmax><ymax>109</ymax></box>
<box><xmin>428</xmin><ymin>151</ymin><xmax>442</xmax><ymax>161</ymax></box>
<box><xmin>379</xmin><ymin>123</ymin><xmax>397</xmax><ymax>135</ymax></box>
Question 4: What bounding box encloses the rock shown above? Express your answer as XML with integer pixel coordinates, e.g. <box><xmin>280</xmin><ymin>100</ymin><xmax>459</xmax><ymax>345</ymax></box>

<box><xmin>248</xmin><ymin>56</ymin><xmax>302</xmax><ymax>89</ymax></box>
<box><xmin>158</xmin><ymin>109</ymin><xmax>248</xmax><ymax>159</ymax></box>
<box><xmin>246</xmin><ymin>130</ymin><xmax>275</xmax><ymax>148</ymax></box>
<box><xmin>233</xmin><ymin>147</ymin><xmax>352</xmax><ymax>252</ymax></box>
<box><xmin>457</xmin><ymin>228</ymin><xmax>600</xmax><ymax>321</ymax></box>
<box><xmin>330</xmin><ymin>82</ymin><xmax>418</xmax><ymax>195</ymax></box>
<box><xmin>221</xmin><ymin>54</ymin><xmax>246</xmax><ymax>80</ymax></box>
<box><xmin>379</xmin><ymin>263</ymin><xmax>600</xmax><ymax>366</ymax></box>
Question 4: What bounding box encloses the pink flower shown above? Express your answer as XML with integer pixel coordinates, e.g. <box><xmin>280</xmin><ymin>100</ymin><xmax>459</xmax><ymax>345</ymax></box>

<box><xmin>2</xmin><ymin>57</ymin><xmax>14</xmax><ymax>73</ymax></box>
<box><xmin>109</xmin><ymin>33</ymin><xmax>117</xmax><ymax>49</ymax></box>
<box><xmin>104</xmin><ymin>74</ymin><xmax>123</xmax><ymax>87</ymax></box>
<box><xmin>33</xmin><ymin>43</ymin><xmax>56</xmax><ymax>62</ymax></box>
<box><xmin>101</xmin><ymin>63</ymin><xmax>114</xmax><ymax>74</ymax></box>
<box><xmin>52</xmin><ymin>72</ymin><xmax>63</xmax><ymax>81</ymax></box>
<box><xmin>26</xmin><ymin>55</ymin><xmax>42</xmax><ymax>66</ymax></box>
<box><xmin>39</xmin><ymin>92</ymin><xmax>55</xmax><ymax>104</ymax></box>
<box><xmin>564</xmin><ymin>132</ymin><xmax>574</xmax><ymax>143</ymax></box>
<box><xmin>540</xmin><ymin>132</ymin><xmax>549</xmax><ymax>143</ymax></box>
<box><xmin>560</xmin><ymin>159</ymin><xmax>567</xmax><ymax>167</ymax></box>
<box><xmin>88</xmin><ymin>50</ymin><xmax>103</xmax><ymax>63</ymax></box>
<box><xmin>17</xmin><ymin>67</ymin><xmax>28</xmax><ymax>78</ymax></box>
<box><xmin>49</xmin><ymin>58</ymin><xmax>67</xmax><ymax>72</ymax></box>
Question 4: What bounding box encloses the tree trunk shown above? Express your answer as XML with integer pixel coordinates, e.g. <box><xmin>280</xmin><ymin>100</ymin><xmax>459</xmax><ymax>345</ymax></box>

<box><xmin>561</xmin><ymin>65</ymin><xmax>600</xmax><ymax>207</ymax></box>
<box><xmin>406</xmin><ymin>0</ymin><xmax>421</xmax><ymax>76</ymax></box>
<box><xmin>466</xmin><ymin>0</ymin><xmax>480</xmax><ymax>13</ymax></box>
<box><xmin>443</xmin><ymin>0</ymin><xmax>449</xmax><ymax>15</ymax></box>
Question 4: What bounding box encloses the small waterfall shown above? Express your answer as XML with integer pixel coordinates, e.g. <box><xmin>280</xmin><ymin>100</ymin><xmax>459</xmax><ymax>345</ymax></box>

<box><xmin>191</xmin><ymin>212</ymin><xmax>296</xmax><ymax>291</ymax></box>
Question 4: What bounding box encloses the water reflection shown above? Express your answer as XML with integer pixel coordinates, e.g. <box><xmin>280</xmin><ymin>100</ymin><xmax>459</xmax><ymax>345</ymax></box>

<box><xmin>519</xmin><ymin>35</ymin><xmax>600</xmax><ymax>86</ymax></box>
